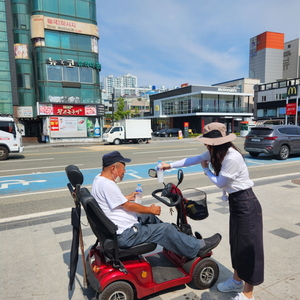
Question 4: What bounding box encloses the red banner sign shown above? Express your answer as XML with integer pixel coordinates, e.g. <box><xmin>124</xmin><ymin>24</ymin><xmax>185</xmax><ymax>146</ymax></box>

<box><xmin>39</xmin><ymin>104</ymin><xmax>97</xmax><ymax>116</ymax></box>
<box><xmin>286</xmin><ymin>103</ymin><xmax>297</xmax><ymax>115</ymax></box>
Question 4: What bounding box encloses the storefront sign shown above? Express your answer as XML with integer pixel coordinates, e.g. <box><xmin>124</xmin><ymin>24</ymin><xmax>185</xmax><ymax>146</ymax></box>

<box><xmin>287</xmin><ymin>86</ymin><xmax>298</xmax><ymax>96</ymax></box>
<box><xmin>17</xmin><ymin>106</ymin><xmax>33</xmax><ymax>118</ymax></box>
<box><xmin>46</xmin><ymin>58</ymin><xmax>101</xmax><ymax>70</ymax></box>
<box><xmin>286</xmin><ymin>103</ymin><xmax>297</xmax><ymax>115</ymax></box>
<box><xmin>14</xmin><ymin>44</ymin><xmax>29</xmax><ymax>59</ymax></box>
<box><xmin>38</xmin><ymin>103</ymin><xmax>98</xmax><ymax>116</ymax></box>
<box><xmin>31</xmin><ymin>15</ymin><xmax>99</xmax><ymax>38</ymax></box>
<box><xmin>49</xmin><ymin>117</ymin><xmax>88</xmax><ymax>138</ymax></box>
<box><xmin>97</xmin><ymin>104</ymin><xmax>105</xmax><ymax>116</ymax></box>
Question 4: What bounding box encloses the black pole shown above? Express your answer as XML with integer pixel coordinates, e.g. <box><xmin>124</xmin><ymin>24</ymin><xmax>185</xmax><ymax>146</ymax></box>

<box><xmin>111</xmin><ymin>89</ymin><xmax>115</xmax><ymax>125</ymax></box>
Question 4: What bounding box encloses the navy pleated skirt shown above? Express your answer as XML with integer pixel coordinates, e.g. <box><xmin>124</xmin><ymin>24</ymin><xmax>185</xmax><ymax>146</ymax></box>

<box><xmin>228</xmin><ymin>188</ymin><xmax>264</xmax><ymax>285</ymax></box>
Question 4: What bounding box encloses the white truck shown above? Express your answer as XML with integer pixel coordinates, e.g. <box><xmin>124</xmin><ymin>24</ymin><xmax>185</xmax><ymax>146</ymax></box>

<box><xmin>0</xmin><ymin>116</ymin><xmax>24</xmax><ymax>160</ymax></box>
<box><xmin>103</xmin><ymin>119</ymin><xmax>152</xmax><ymax>145</ymax></box>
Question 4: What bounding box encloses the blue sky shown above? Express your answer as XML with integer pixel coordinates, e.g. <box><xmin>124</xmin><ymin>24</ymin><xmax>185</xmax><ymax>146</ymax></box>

<box><xmin>96</xmin><ymin>0</ymin><xmax>300</xmax><ymax>89</ymax></box>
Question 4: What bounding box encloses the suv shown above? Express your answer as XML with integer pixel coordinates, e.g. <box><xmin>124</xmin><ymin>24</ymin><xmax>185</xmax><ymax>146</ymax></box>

<box><xmin>244</xmin><ymin>125</ymin><xmax>300</xmax><ymax>160</ymax></box>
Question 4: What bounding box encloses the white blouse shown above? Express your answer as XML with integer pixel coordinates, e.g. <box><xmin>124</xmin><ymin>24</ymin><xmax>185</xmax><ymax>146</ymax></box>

<box><xmin>170</xmin><ymin>147</ymin><xmax>253</xmax><ymax>194</ymax></box>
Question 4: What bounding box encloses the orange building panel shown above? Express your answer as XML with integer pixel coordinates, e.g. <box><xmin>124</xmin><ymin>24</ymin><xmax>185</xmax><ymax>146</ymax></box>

<box><xmin>256</xmin><ymin>31</ymin><xmax>284</xmax><ymax>51</ymax></box>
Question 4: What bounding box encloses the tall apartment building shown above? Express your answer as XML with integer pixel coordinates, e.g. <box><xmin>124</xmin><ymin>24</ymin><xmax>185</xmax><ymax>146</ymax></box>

<box><xmin>1</xmin><ymin>0</ymin><xmax>102</xmax><ymax>143</ymax></box>
<box><xmin>102</xmin><ymin>73</ymin><xmax>138</xmax><ymax>99</ymax></box>
<box><xmin>249</xmin><ymin>31</ymin><xmax>284</xmax><ymax>83</ymax></box>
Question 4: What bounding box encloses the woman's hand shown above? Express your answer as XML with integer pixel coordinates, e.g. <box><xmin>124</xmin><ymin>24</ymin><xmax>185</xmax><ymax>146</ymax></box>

<box><xmin>160</xmin><ymin>162</ymin><xmax>171</xmax><ymax>170</ymax></box>
<box><xmin>201</xmin><ymin>160</ymin><xmax>209</xmax><ymax>169</ymax></box>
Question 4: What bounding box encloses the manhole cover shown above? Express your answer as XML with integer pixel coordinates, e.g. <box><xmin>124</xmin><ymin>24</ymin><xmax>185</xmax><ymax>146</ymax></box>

<box><xmin>292</xmin><ymin>179</ymin><xmax>300</xmax><ymax>185</ymax></box>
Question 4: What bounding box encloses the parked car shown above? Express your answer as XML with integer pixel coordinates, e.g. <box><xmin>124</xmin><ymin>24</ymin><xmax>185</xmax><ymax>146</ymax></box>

<box><xmin>161</xmin><ymin>128</ymin><xmax>182</xmax><ymax>137</ymax></box>
<box><xmin>152</xmin><ymin>129</ymin><xmax>167</xmax><ymax>137</ymax></box>
<box><xmin>244</xmin><ymin>125</ymin><xmax>300</xmax><ymax>160</ymax></box>
<box><xmin>157</xmin><ymin>128</ymin><xmax>170</xmax><ymax>137</ymax></box>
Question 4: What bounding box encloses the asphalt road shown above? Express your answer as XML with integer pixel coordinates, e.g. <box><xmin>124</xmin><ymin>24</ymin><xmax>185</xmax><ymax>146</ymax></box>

<box><xmin>1</xmin><ymin>137</ymin><xmax>300</xmax><ymax>219</ymax></box>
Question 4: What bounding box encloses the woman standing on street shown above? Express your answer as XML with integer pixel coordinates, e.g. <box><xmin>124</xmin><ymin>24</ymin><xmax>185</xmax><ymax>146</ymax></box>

<box><xmin>161</xmin><ymin>122</ymin><xmax>264</xmax><ymax>300</ymax></box>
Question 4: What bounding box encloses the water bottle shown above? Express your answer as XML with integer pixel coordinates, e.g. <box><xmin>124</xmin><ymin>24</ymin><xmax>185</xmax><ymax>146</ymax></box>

<box><xmin>135</xmin><ymin>183</ymin><xmax>142</xmax><ymax>204</ymax></box>
<box><xmin>156</xmin><ymin>161</ymin><xmax>164</xmax><ymax>183</ymax></box>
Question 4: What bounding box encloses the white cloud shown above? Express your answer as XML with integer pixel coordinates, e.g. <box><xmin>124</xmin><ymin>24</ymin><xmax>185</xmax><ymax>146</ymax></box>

<box><xmin>96</xmin><ymin>0</ymin><xmax>300</xmax><ymax>87</ymax></box>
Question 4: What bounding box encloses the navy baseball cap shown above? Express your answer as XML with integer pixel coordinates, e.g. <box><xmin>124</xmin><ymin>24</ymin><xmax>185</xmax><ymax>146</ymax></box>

<box><xmin>102</xmin><ymin>151</ymin><xmax>131</xmax><ymax>167</ymax></box>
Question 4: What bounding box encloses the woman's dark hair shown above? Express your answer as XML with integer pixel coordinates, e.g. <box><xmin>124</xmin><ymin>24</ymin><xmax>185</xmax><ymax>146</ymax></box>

<box><xmin>208</xmin><ymin>142</ymin><xmax>242</xmax><ymax>175</ymax></box>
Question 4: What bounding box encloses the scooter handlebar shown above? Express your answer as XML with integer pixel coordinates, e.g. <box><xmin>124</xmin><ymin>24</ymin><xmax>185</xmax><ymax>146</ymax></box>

<box><xmin>151</xmin><ymin>189</ymin><xmax>182</xmax><ymax>207</ymax></box>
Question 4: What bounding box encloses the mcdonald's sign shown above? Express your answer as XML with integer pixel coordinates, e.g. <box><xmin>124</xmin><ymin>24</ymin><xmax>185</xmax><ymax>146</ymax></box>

<box><xmin>287</xmin><ymin>86</ymin><xmax>298</xmax><ymax>96</ymax></box>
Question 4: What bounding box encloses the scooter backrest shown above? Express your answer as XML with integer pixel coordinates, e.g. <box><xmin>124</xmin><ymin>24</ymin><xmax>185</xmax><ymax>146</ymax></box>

<box><xmin>65</xmin><ymin>165</ymin><xmax>84</xmax><ymax>188</ymax></box>
<box><xmin>79</xmin><ymin>187</ymin><xmax>118</xmax><ymax>247</ymax></box>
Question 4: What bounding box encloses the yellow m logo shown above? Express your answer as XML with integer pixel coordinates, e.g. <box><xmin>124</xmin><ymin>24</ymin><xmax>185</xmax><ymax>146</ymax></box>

<box><xmin>287</xmin><ymin>86</ymin><xmax>297</xmax><ymax>96</ymax></box>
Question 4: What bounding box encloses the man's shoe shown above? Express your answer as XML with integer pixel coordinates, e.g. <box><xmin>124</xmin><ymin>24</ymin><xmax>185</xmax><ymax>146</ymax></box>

<box><xmin>198</xmin><ymin>233</ymin><xmax>221</xmax><ymax>257</ymax></box>
<box><xmin>231</xmin><ymin>292</ymin><xmax>254</xmax><ymax>300</ymax></box>
<box><xmin>217</xmin><ymin>276</ymin><xmax>244</xmax><ymax>293</ymax></box>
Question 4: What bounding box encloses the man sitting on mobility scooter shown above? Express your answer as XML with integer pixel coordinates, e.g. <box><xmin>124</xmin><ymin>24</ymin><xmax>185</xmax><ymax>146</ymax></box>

<box><xmin>91</xmin><ymin>151</ymin><xmax>222</xmax><ymax>259</ymax></box>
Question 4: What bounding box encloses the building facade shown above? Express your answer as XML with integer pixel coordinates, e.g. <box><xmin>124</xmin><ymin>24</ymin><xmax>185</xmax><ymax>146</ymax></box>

<box><xmin>249</xmin><ymin>31</ymin><xmax>284</xmax><ymax>83</ymax></box>
<box><xmin>283</xmin><ymin>38</ymin><xmax>300</xmax><ymax>80</ymax></box>
<box><xmin>1</xmin><ymin>0</ymin><xmax>103</xmax><ymax>143</ymax></box>
<box><xmin>149</xmin><ymin>83</ymin><xmax>254</xmax><ymax>134</ymax></box>
<box><xmin>254</xmin><ymin>78</ymin><xmax>300</xmax><ymax>125</ymax></box>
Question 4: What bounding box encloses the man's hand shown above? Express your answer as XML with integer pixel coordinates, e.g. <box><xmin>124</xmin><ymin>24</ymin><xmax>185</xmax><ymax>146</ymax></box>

<box><xmin>161</xmin><ymin>162</ymin><xmax>171</xmax><ymax>170</ymax></box>
<box><xmin>150</xmin><ymin>204</ymin><xmax>161</xmax><ymax>215</ymax></box>
<box><xmin>122</xmin><ymin>201</ymin><xmax>161</xmax><ymax>215</ymax></box>
<box><xmin>125</xmin><ymin>191</ymin><xmax>139</xmax><ymax>202</ymax></box>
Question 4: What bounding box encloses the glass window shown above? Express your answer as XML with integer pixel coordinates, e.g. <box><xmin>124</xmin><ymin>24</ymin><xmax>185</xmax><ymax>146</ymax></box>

<box><xmin>0</xmin><ymin>102</ymin><xmax>13</xmax><ymax>114</ymax></box>
<box><xmin>43</xmin><ymin>0</ymin><xmax>58</xmax><ymax>12</ymax></box>
<box><xmin>77</xmin><ymin>35</ymin><xmax>91</xmax><ymax>51</ymax></box>
<box><xmin>0</xmin><ymin>2</ymin><xmax>5</xmax><ymax>11</ymax></box>
<box><xmin>0</xmin><ymin>71</ymin><xmax>10</xmax><ymax>80</ymax></box>
<box><xmin>61</xmin><ymin>32</ymin><xmax>70</xmax><ymax>49</ymax></box>
<box><xmin>32</xmin><ymin>0</ymin><xmax>42</xmax><ymax>11</ymax></box>
<box><xmin>47</xmin><ymin>65</ymin><xmax>62</xmax><ymax>81</ymax></box>
<box><xmin>0</xmin><ymin>61</ymin><xmax>9</xmax><ymax>71</ymax></box>
<box><xmin>0</xmin><ymin>41</ymin><xmax>8</xmax><ymax>51</ymax></box>
<box><xmin>59</xmin><ymin>0</ymin><xmax>75</xmax><ymax>15</ymax></box>
<box><xmin>285</xmin><ymin>127</ymin><xmax>299</xmax><ymax>135</ymax></box>
<box><xmin>89</xmin><ymin>2</ymin><xmax>96</xmax><ymax>21</ymax></box>
<box><xmin>0</xmin><ymin>121</ymin><xmax>15</xmax><ymax>134</ymax></box>
<box><xmin>80</xmin><ymin>67</ymin><xmax>93</xmax><ymax>83</ymax></box>
<box><xmin>69</xmin><ymin>34</ymin><xmax>77</xmax><ymax>50</ymax></box>
<box><xmin>63</xmin><ymin>65</ymin><xmax>79</xmax><ymax>82</ymax></box>
<box><xmin>45</xmin><ymin>31</ymin><xmax>60</xmax><ymax>48</ymax></box>
<box><xmin>0</xmin><ymin>80</ymin><xmax>11</xmax><ymax>92</ymax></box>
<box><xmin>0</xmin><ymin>31</ymin><xmax>7</xmax><ymax>42</ymax></box>
<box><xmin>0</xmin><ymin>22</ymin><xmax>6</xmax><ymax>31</ymax></box>
<box><xmin>76</xmin><ymin>0</ymin><xmax>89</xmax><ymax>18</ymax></box>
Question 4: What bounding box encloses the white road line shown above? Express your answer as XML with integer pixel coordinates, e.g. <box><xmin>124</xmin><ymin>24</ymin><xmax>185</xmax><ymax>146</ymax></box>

<box><xmin>1</xmin><ymin>164</ymin><xmax>83</xmax><ymax>173</ymax></box>
<box><xmin>0</xmin><ymin>172</ymin><xmax>299</xmax><ymax>224</ymax></box>
<box><xmin>132</xmin><ymin>148</ymin><xmax>198</xmax><ymax>154</ymax></box>
<box><xmin>1</xmin><ymin>158</ymin><xmax>54</xmax><ymax>163</ymax></box>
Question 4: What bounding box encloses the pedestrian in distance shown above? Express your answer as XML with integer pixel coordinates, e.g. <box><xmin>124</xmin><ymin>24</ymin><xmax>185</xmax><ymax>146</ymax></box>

<box><xmin>91</xmin><ymin>150</ymin><xmax>222</xmax><ymax>260</ymax></box>
<box><xmin>160</xmin><ymin>122</ymin><xmax>264</xmax><ymax>300</ymax></box>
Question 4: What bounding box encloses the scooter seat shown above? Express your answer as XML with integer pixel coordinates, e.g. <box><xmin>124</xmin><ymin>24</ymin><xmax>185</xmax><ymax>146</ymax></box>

<box><xmin>80</xmin><ymin>187</ymin><xmax>156</xmax><ymax>259</ymax></box>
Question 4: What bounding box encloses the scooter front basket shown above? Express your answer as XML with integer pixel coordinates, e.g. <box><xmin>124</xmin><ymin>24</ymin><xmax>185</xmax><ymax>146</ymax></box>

<box><xmin>183</xmin><ymin>188</ymin><xmax>208</xmax><ymax>220</ymax></box>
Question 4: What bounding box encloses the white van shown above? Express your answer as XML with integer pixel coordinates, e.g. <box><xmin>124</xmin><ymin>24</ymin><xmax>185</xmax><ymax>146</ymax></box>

<box><xmin>0</xmin><ymin>116</ymin><xmax>24</xmax><ymax>160</ymax></box>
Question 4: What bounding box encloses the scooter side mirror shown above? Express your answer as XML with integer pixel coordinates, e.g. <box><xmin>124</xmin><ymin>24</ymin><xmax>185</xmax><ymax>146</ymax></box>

<box><xmin>177</xmin><ymin>169</ymin><xmax>184</xmax><ymax>186</ymax></box>
<box><xmin>148</xmin><ymin>168</ymin><xmax>157</xmax><ymax>178</ymax></box>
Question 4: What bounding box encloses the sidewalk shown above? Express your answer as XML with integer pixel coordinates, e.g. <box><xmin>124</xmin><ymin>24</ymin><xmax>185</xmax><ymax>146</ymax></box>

<box><xmin>1</xmin><ymin>176</ymin><xmax>300</xmax><ymax>300</ymax></box>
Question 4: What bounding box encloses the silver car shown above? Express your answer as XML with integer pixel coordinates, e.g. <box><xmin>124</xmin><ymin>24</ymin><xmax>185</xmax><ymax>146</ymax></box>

<box><xmin>244</xmin><ymin>125</ymin><xmax>300</xmax><ymax>160</ymax></box>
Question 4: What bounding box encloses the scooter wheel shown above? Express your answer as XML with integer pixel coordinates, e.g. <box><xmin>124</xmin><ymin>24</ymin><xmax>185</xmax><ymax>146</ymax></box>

<box><xmin>192</xmin><ymin>258</ymin><xmax>219</xmax><ymax>289</ymax></box>
<box><xmin>98</xmin><ymin>281</ymin><xmax>134</xmax><ymax>300</ymax></box>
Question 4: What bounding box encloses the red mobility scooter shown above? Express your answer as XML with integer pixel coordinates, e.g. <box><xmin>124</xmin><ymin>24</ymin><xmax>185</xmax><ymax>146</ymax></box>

<box><xmin>65</xmin><ymin>165</ymin><xmax>219</xmax><ymax>300</ymax></box>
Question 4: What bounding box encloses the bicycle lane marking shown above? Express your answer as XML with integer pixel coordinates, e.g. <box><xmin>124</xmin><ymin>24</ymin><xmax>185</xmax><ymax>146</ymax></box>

<box><xmin>0</xmin><ymin>157</ymin><xmax>297</xmax><ymax>195</ymax></box>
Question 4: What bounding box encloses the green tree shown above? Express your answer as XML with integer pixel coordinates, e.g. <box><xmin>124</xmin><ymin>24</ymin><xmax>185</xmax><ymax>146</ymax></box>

<box><xmin>113</xmin><ymin>98</ymin><xmax>131</xmax><ymax>121</ymax></box>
